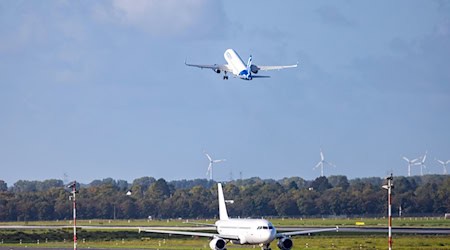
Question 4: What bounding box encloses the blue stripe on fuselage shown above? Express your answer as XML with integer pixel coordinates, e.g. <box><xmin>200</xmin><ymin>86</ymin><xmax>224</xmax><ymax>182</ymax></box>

<box><xmin>239</xmin><ymin>69</ymin><xmax>249</xmax><ymax>76</ymax></box>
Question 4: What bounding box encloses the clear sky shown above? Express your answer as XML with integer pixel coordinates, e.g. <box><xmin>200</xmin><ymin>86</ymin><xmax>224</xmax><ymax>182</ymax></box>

<box><xmin>1</xmin><ymin>0</ymin><xmax>449</xmax><ymax>185</ymax></box>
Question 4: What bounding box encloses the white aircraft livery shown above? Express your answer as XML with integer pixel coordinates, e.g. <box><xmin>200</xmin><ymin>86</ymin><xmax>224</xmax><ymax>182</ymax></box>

<box><xmin>143</xmin><ymin>183</ymin><xmax>338</xmax><ymax>250</ymax></box>
<box><xmin>185</xmin><ymin>49</ymin><xmax>298</xmax><ymax>80</ymax></box>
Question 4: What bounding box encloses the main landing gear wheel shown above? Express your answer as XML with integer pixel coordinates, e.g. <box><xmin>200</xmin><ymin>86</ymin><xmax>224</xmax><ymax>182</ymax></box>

<box><xmin>223</xmin><ymin>75</ymin><xmax>228</xmax><ymax>80</ymax></box>
<box><xmin>261</xmin><ymin>244</ymin><xmax>271</xmax><ymax>250</ymax></box>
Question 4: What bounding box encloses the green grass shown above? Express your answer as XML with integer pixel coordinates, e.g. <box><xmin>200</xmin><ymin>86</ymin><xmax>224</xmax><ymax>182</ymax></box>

<box><xmin>1</xmin><ymin>235</ymin><xmax>449</xmax><ymax>249</ymax></box>
<box><xmin>1</xmin><ymin>217</ymin><xmax>449</xmax><ymax>249</ymax></box>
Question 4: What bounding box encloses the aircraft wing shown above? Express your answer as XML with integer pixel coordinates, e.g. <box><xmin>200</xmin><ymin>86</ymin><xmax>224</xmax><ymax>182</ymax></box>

<box><xmin>276</xmin><ymin>226</ymin><xmax>338</xmax><ymax>238</ymax></box>
<box><xmin>143</xmin><ymin>229</ymin><xmax>240</xmax><ymax>240</ymax></box>
<box><xmin>185</xmin><ymin>61</ymin><xmax>232</xmax><ymax>73</ymax></box>
<box><xmin>253</xmin><ymin>64</ymin><xmax>298</xmax><ymax>71</ymax></box>
<box><xmin>183</xmin><ymin>222</ymin><xmax>217</xmax><ymax>227</ymax></box>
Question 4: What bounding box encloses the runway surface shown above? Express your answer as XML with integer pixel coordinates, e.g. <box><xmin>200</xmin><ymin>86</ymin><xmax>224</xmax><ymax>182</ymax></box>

<box><xmin>1</xmin><ymin>225</ymin><xmax>450</xmax><ymax>234</ymax></box>
<box><xmin>0</xmin><ymin>225</ymin><xmax>450</xmax><ymax>235</ymax></box>
<box><xmin>278</xmin><ymin>226</ymin><xmax>450</xmax><ymax>234</ymax></box>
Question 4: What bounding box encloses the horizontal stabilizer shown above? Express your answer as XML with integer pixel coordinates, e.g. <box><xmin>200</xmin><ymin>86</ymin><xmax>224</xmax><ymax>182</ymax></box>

<box><xmin>251</xmin><ymin>75</ymin><xmax>271</xmax><ymax>78</ymax></box>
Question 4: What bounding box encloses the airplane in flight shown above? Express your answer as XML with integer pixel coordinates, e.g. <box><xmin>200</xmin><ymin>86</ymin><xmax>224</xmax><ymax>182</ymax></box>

<box><xmin>185</xmin><ymin>49</ymin><xmax>298</xmax><ymax>80</ymax></box>
<box><xmin>142</xmin><ymin>183</ymin><xmax>337</xmax><ymax>250</ymax></box>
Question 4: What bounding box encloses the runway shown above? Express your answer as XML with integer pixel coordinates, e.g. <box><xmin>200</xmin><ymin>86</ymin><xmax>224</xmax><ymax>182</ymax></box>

<box><xmin>278</xmin><ymin>226</ymin><xmax>450</xmax><ymax>234</ymax></box>
<box><xmin>1</xmin><ymin>225</ymin><xmax>450</xmax><ymax>234</ymax></box>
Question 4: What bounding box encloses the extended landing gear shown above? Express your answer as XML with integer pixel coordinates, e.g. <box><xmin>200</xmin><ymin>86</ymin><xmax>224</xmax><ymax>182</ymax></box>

<box><xmin>260</xmin><ymin>243</ymin><xmax>271</xmax><ymax>250</ymax></box>
<box><xmin>223</xmin><ymin>75</ymin><xmax>228</xmax><ymax>80</ymax></box>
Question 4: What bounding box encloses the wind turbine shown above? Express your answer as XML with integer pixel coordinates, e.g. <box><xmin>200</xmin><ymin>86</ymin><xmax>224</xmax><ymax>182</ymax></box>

<box><xmin>415</xmin><ymin>151</ymin><xmax>427</xmax><ymax>176</ymax></box>
<box><xmin>313</xmin><ymin>148</ymin><xmax>335</xmax><ymax>177</ymax></box>
<box><xmin>436</xmin><ymin>159</ymin><xmax>450</xmax><ymax>175</ymax></box>
<box><xmin>402</xmin><ymin>156</ymin><xmax>419</xmax><ymax>177</ymax></box>
<box><xmin>204</xmin><ymin>151</ymin><xmax>226</xmax><ymax>181</ymax></box>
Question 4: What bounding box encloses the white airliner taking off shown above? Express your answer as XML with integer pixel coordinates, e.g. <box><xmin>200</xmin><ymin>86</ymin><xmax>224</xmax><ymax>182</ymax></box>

<box><xmin>143</xmin><ymin>183</ymin><xmax>337</xmax><ymax>250</ymax></box>
<box><xmin>185</xmin><ymin>49</ymin><xmax>298</xmax><ymax>80</ymax></box>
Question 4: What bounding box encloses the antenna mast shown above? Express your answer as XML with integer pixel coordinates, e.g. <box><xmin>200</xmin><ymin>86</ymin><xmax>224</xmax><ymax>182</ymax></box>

<box><xmin>68</xmin><ymin>181</ymin><xmax>78</xmax><ymax>250</ymax></box>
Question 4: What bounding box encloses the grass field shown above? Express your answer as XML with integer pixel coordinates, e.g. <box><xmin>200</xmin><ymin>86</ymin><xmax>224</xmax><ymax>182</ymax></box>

<box><xmin>1</xmin><ymin>235</ymin><xmax>449</xmax><ymax>249</ymax></box>
<box><xmin>1</xmin><ymin>218</ymin><xmax>449</xmax><ymax>249</ymax></box>
<box><xmin>1</xmin><ymin>216</ymin><xmax>449</xmax><ymax>228</ymax></box>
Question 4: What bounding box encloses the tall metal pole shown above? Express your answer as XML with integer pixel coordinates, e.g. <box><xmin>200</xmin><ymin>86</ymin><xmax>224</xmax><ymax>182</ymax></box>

<box><xmin>68</xmin><ymin>181</ymin><xmax>77</xmax><ymax>250</ymax></box>
<box><xmin>382</xmin><ymin>174</ymin><xmax>394</xmax><ymax>250</ymax></box>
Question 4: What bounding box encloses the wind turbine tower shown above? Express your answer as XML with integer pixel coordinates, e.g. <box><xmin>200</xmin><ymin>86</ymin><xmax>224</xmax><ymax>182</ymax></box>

<box><xmin>313</xmin><ymin>148</ymin><xmax>335</xmax><ymax>177</ymax></box>
<box><xmin>415</xmin><ymin>152</ymin><xmax>427</xmax><ymax>176</ymax></box>
<box><xmin>436</xmin><ymin>159</ymin><xmax>450</xmax><ymax>175</ymax></box>
<box><xmin>204</xmin><ymin>151</ymin><xmax>226</xmax><ymax>181</ymax></box>
<box><xmin>402</xmin><ymin>156</ymin><xmax>419</xmax><ymax>177</ymax></box>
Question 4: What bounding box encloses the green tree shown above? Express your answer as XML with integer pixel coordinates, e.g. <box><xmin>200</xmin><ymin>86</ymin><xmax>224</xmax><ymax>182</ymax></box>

<box><xmin>328</xmin><ymin>175</ymin><xmax>350</xmax><ymax>190</ymax></box>
<box><xmin>275</xmin><ymin>193</ymin><xmax>299</xmax><ymax>216</ymax></box>
<box><xmin>311</xmin><ymin>176</ymin><xmax>332</xmax><ymax>192</ymax></box>
<box><xmin>0</xmin><ymin>180</ymin><xmax>7</xmax><ymax>191</ymax></box>
<box><xmin>148</xmin><ymin>178</ymin><xmax>171</xmax><ymax>200</ymax></box>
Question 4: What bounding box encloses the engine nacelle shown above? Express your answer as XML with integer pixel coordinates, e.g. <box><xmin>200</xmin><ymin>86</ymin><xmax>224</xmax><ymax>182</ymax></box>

<box><xmin>277</xmin><ymin>237</ymin><xmax>293</xmax><ymax>250</ymax></box>
<box><xmin>214</xmin><ymin>69</ymin><xmax>221</xmax><ymax>74</ymax></box>
<box><xmin>209</xmin><ymin>238</ymin><xmax>227</xmax><ymax>250</ymax></box>
<box><xmin>250</xmin><ymin>65</ymin><xmax>259</xmax><ymax>74</ymax></box>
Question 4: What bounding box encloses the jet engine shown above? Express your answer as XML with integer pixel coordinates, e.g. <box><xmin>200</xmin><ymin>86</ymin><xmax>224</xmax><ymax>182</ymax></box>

<box><xmin>209</xmin><ymin>238</ymin><xmax>227</xmax><ymax>250</ymax></box>
<box><xmin>214</xmin><ymin>69</ymin><xmax>221</xmax><ymax>74</ymax></box>
<box><xmin>277</xmin><ymin>237</ymin><xmax>293</xmax><ymax>250</ymax></box>
<box><xmin>250</xmin><ymin>65</ymin><xmax>259</xmax><ymax>74</ymax></box>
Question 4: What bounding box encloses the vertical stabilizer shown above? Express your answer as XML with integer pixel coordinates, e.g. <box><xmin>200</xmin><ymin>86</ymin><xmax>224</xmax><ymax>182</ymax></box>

<box><xmin>246</xmin><ymin>55</ymin><xmax>252</xmax><ymax>75</ymax></box>
<box><xmin>217</xmin><ymin>183</ymin><xmax>229</xmax><ymax>220</ymax></box>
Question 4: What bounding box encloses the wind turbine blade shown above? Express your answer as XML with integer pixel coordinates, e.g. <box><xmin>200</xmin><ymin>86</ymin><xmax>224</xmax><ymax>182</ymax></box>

<box><xmin>446</xmin><ymin>160</ymin><xmax>450</xmax><ymax>164</ymax></box>
<box><xmin>314</xmin><ymin>162</ymin><xmax>322</xmax><ymax>169</ymax></box>
<box><xmin>411</xmin><ymin>158</ymin><xmax>419</xmax><ymax>163</ymax></box>
<box><xmin>402</xmin><ymin>156</ymin><xmax>409</xmax><ymax>162</ymax></box>
<box><xmin>205</xmin><ymin>153</ymin><xmax>212</xmax><ymax>162</ymax></box>
<box><xmin>324</xmin><ymin>161</ymin><xmax>335</xmax><ymax>167</ymax></box>
<box><xmin>437</xmin><ymin>159</ymin><xmax>445</xmax><ymax>165</ymax></box>
<box><xmin>213</xmin><ymin>159</ymin><xmax>226</xmax><ymax>163</ymax></box>
<box><xmin>320</xmin><ymin>150</ymin><xmax>324</xmax><ymax>161</ymax></box>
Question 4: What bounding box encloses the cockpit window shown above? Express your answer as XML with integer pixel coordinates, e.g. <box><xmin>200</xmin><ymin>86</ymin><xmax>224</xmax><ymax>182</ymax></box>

<box><xmin>258</xmin><ymin>225</ymin><xmax>274</xmax><ymax>230</ymax></box>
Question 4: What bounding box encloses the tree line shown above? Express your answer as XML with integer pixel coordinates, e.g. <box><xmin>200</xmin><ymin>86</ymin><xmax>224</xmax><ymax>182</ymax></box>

<box><xmin>0</xmin><ymin>175</ymin><xmax>449</xmax><ymax>221</ymax></box>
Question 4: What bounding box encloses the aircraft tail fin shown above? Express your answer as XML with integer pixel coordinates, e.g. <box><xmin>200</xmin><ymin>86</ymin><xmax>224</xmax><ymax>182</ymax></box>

<box><xmin>218</xmin><ymin>183</ymin><xmax>229</xmax><ymax>220</ymax></box>
<box><xmin>246</xmin><ymin>55</ymin><xmax>252</xmax><ymax>76</ymax></box>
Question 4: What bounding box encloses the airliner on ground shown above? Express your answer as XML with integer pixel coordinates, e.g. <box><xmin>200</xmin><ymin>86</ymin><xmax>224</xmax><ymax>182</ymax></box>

<box><xmin>143</xmin><ymin>183</ymin><xmax>338</xmax><ymax>250</ymax></box>
<box><xmin>185</xmin><ymin>49</ymin><xmax>298</xmax><ymax>80</ymax></box>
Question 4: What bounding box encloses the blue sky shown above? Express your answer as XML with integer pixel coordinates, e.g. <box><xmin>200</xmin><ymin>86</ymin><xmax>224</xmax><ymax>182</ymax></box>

<box><xmin>1</xmin><ymin>0</ymin><xmax>449</xmax><ymax>185</ymax></box>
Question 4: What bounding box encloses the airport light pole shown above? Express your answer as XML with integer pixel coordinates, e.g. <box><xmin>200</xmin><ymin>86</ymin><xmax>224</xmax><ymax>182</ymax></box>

<box><xmin>382</xmin><ymin>174</ymin><xmax>394</xmax><ymax>250</ymax></box>
<box><xmin>68</xmin><ymin>181</ymin><xmax>78</xmax><ymax>250</ymax></box>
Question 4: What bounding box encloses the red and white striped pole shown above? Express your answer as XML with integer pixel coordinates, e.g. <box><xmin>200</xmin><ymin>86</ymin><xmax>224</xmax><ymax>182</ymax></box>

<box><xmin>68</xmin><ymin>181</ymin><xmax>77</xmax><ymax>250</ymax></box>
<box><xmin>382</xmin><ymin>174</ymin><xmax>394</xmax><ymax>250</ymax></box>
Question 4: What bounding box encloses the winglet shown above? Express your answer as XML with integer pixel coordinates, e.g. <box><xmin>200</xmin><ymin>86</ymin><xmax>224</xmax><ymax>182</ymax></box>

<box><xmin>218</xmin><ymin>183</ymin><xmax>229</xmax><ymax>220</ymax></box>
